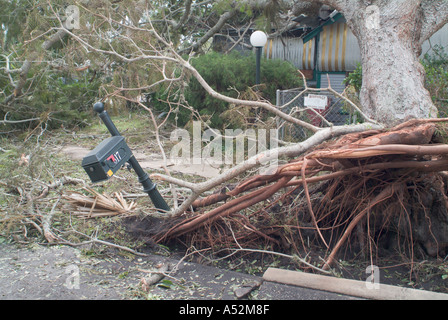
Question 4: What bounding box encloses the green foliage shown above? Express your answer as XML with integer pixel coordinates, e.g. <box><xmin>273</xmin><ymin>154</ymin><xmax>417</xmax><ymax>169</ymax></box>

<box><xmin>0</xmin><ymin>0</ymin><xmax>30</xmax><ymax>49</ymax></box>
<box><xmin>421</xmin><ymin>45</ymin><xmax>448</xmax><ymax>117</ymax></box>
<box><xmin>343</xmin><ymin>63</ymin><xmax>362</xmax><ymax>94</ymax></box>
<box><xmin>0</xmin><ymin>0</ymin><xmax>103</xmax><ymax>131</ymax></box>
<box><xmin>1</xmin><ymin>68</ymin><xmax>101</xmax><ymax>130</ymax></box>
<box><xmin>341</xmin><ymin>64</ymin><xmax>364</xmax><ymax>124</ymax></box>
<box><xmin>38</xmin><ymin>73</ymin><xmax>101</xmax><ymax>128</ymax></box>
<box><xmin>154</xmin><ymin>51</ymin><xmax>302</xmax><ymax>128</ymax></box>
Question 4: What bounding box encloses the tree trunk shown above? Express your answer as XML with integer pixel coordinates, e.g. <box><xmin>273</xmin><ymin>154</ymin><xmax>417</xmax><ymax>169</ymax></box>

<box><xmin>345</xmin><ymin>1</ymin><xmax>438</xmax><ymax>126</ymax></box>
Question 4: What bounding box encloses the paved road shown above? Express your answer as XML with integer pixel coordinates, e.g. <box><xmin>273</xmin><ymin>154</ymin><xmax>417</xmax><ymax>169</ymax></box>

<box><xmin>0</xmin><ymin>243</ymin><xmax>359</xmax><ymax>301</ymax></box>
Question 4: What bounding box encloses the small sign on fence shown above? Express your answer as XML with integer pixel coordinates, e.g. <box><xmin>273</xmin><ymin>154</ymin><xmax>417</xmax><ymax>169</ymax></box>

<box><xmin>304</xmin><ymin>94</ymin><xmax>328</xmax><ymax>110</ymax></box>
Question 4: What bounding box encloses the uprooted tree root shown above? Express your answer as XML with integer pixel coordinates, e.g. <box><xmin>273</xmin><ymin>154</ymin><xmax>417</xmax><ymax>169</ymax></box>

<box><xmin>153</xmin><ymin>119</ymin><xmax>448</xmax><ymax>270</ymax></box>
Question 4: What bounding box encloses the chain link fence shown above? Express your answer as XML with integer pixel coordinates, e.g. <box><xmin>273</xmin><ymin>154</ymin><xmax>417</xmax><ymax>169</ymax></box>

<box><xmin>276</xmin><ymin>88</ymin><xmax>357</xmax><ymax>142</ymax></box>
<box><xmin>437</xmin><ymin>102</ymin><xmax>448</xmax><ymax>118</ymax></box>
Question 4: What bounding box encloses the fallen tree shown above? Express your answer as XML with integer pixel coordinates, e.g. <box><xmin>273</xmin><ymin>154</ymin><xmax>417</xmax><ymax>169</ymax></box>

<box><xmin>152</xmin><ymin>119</ymin><xmax>448</xmax><ymax>269</ymax></box>
<box><xmin>9</xmin><ymin>2</ymin><xmax>446</xmax><ymax>274</ymax></box>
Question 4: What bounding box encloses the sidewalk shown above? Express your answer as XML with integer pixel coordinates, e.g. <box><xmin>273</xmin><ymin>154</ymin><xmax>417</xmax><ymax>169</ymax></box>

<box><xmin>0</xmin><ymin>243</ymin><xmax>358</xmax><ymax>300</ymax></box>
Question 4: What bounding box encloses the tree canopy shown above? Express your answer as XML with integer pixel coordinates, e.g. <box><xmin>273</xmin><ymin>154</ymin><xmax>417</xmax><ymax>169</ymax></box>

<box><xmin>1</xmin><ymin>1</ymin><xmax>448</xmax><ymax>127</ymax></box>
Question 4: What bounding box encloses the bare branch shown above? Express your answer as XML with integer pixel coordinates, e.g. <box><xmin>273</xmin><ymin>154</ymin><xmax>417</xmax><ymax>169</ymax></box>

<box><xmin>152</xmin><ymin>121</ymin><xmax>383</xmax><ymax>218</ymax></box>
<box><xmin>74</xmin><ymin>11</ymin><xmax>323</xmax><ymax>132</ymax></box>
<box><xmin>223</xmin><ymin>21</ymin><xmax>254</xmax><ymax>54</ymax></box>
<box><xmin>179</xmin><ymin>57</ymin><xmax>321</xmax><ymax>132</ymax></box>
<box><xmin>173</xmin><ymin>0</ymin><xmax>193</xmax><ymax>31</ymax></box>
<box><xmin>0</xmin><ymin>113</ymin><xmax>41</xmax><ymax>124</ymax></box>
<box><xmin>178</xmin><ymin>8</ymin><xmax>239</xmax><ymax>54</ymax></box>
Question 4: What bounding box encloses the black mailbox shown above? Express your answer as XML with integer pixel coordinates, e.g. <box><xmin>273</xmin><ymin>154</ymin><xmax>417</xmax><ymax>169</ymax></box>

<box><xmin>82</xmin><ymin>135</ymin><xmax>132</xmax><ymax>183</ymax></box>
<box><xmin>81</xmin><ymin>101</ymin><xmax>170</xmax><ymax>212</ymax></box>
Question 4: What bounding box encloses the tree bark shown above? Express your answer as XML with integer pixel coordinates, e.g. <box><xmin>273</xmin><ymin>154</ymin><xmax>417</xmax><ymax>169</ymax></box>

<box><xmin>348</xmin><ymin>1</ymin><xmax>437</xmax><ymax>125</ymax></box>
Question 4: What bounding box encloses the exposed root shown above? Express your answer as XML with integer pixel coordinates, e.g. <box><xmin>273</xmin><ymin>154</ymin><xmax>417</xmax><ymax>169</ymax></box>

<box><xmin>153</xmin><ymin>120</ymin><xmax>448</xmax><ymax>270</ymax></box>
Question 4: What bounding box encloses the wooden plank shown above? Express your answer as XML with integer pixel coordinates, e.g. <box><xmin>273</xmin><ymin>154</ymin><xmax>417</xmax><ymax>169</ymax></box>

<box><xmin>263</xmin><ymin>267</ymin><xmax>448</xmax><ymax>300</ymax></box>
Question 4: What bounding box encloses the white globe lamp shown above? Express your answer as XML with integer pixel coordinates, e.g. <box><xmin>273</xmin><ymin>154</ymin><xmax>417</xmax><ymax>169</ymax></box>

<box><xmin>250</xmin><ymin>31</ymin><xmax>267</xmax><ymax>86</ymax></box>
<box><xmin>250</xmin><ymin>30</ymin><xmax>268</xmax><ymax>48</ymax></box>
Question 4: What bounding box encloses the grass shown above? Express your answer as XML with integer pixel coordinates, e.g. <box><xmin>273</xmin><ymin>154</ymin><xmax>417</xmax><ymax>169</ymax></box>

<box><xmin>85</xmin><ymin>110</ymin><xmax>159</xmax><ymax>146</ymax></box>
<box><xmin>0</xmin><ymin>113</ymin><xmax>146</xmax><ymax>247</ymax></box>
<box><xmin>0</xmin><ymin>108</ymin><xmax>193</xmax><ymax>253</ymax></box>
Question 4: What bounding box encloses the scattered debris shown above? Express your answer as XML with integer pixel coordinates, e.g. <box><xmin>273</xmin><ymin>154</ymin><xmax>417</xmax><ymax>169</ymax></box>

<box><xmin>233</xmin><ymin>280</ymin><xmax>262</xmax><ymax>299</ymax></box>
<box><xmin>63</xmin><ymin>187</ymin><xmax>136</xmax><ymax>218</ymax></box>
<box><xmin>139</xmin><ymin>262</ymin><xmax>170</xmax><ymax>292</ymax></box>
<box><xmin>18</xmin><ymin>153</ymin><xmax>30</xmax><ymax>166</ymax></box>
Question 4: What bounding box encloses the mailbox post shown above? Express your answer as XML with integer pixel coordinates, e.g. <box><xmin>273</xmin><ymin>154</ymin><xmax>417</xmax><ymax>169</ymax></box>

<box><xmin>82</xmin><ymin>102</ymin><xmax>170</xmax><ymax>212</ymax></box>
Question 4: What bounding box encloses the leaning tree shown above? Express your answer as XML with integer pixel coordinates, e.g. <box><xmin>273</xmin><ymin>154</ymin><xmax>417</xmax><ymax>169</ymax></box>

<box><xmin>301</xmin><ymin>0</ymin><xmax>448</xmax><ymax>125</ymax></box>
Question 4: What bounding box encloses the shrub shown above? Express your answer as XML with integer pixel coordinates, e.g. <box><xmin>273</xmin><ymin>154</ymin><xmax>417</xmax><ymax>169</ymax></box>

<box><xmin>421</xmin><ymin>45</ymin><xmax>448</xmax><ymax>117</ymax></box>
<box><xmin>153</xmin><ymin>51</ymin><xmax>303</xmax><ymax>129</ymax></box>
<box><xmin>343</xmin><ymin>63</ymin><xmax>362</xmax><ymax>94</ymax></box>
<box><xmin>1</xmin><ymin>68</ymin><xmax>101</xmax><ymax>130</ymax></box>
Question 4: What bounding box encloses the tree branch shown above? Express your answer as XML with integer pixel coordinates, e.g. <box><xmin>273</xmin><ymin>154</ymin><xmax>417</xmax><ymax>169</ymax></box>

<box><xmin>419</xmin><ymin>0</ymin><xmax>448</xmax><ymax>44</ymax></box>
<box><xmin>178</xmin><ymin>8</ymin><xmax>239</xmax><ymax>54</ymax></box>
<box><xmin>0</xmin><ymin>113</ymin><xmax>41</xmax><ymax>124</ymax></box>
<box><xmin>152</xmin><ymin>121</ymin><xmax>383</xmax><ymax>218</ymax></box>
<box><xmin>58</xmin><ymin>3</ymin><xmax>383</xmax><ymax>219</ymax></box>
<box><xmin>297</xmin><ymin>0</ymin><xmax>345</xmax><ymax>13</ymax></box>
<box><xmin>181</xmin><ymin>58</ymin><xmax>321</xmax><ymax>132</ymax></box>
<box><xmin>88</xmin><ymin>14</ymin><xmax>323</xmax><ymax>132</ymax></box>
<box><xmin>173</xmin><ymin>0</ymin><xmax>193</xmax><ymax>31</ymax></box>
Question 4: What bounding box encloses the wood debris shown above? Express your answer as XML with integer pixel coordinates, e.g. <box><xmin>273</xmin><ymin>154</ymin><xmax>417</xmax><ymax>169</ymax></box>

<box><xmin>63</xmin><ymin>187</ymin><xmax>136</xmax><ymax>218</ymax></box>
